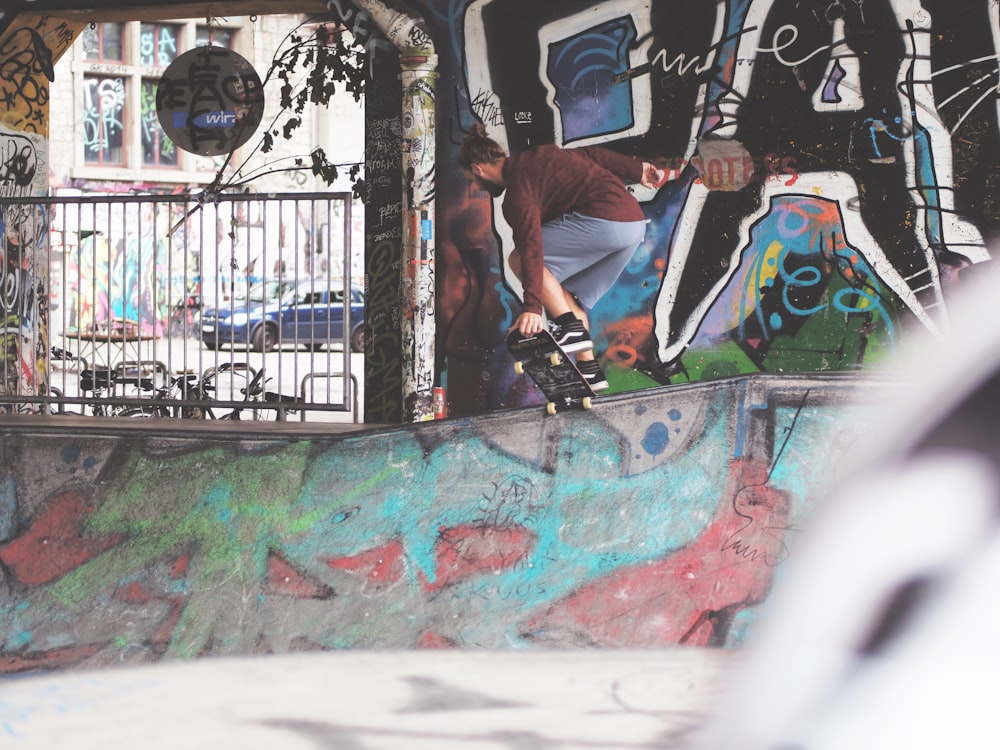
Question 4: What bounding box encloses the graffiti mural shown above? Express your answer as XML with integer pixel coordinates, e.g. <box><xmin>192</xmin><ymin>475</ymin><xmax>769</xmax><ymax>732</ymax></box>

<box><xmin>53</xmin><ymin>200</ymin><xmax>171</xmax><ymax>337</ymax></box>
<box><xmin>0</xmin><ymin>16</ymin><xmax>75</xmax><ymax>134</ymax></box>
<box><xmin>419</xmin><ymin>0</ymin><xmax>1000</xmax><ymax>415</ymax></box>
<box><xmin>0</xmin><ymin>14</ymin><xmax>81</xmax><ymax>408</ymax></box>
<box><xmin>0</xmin><ymin>193</ymin><xmax>44</xmax><ymax>404</ymax></box>
<box><xmin>0</xmin><ymin>375</ymin><xmax>867</xmax><ymax>669</ymax></box>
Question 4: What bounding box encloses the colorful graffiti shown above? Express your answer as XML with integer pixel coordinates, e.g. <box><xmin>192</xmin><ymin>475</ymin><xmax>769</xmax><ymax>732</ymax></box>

<box><xmin>0</xmin><ymin>16</ymin><xmax>76</xmax><ymax>134</ymax></box>
<box><xmin>55</xmin><ymin>201</ymin><xmax>174</xmax><ymax>337</ymax></box>
<box><xmin>0</xmin><ymin>194</ymin><xmax>44</xmax><ymax>403</ymax></box>
<box><xmin>423</xmin><ymin>0</ymin><xmax>1000</xmax><ymax>415</ymax></box>
<box><xmin>0</xmin><ymin>126</ymin><xmax>47</xmax><ymax>406</ymax></box>
<box><xmin>0</xmin><ymin>374</ymin><xmax>865</xmax><ymax>670</ymax></box>
<box><xmin>0</xmin><ymin>15</ymin><xmax>80</xmax><ymax>408</ymax></box>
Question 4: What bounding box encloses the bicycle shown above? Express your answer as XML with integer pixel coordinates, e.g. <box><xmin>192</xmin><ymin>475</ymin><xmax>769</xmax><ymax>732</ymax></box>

<box><xmin>128</xmin><ymin>362</ymin><xmax>259</xmax><ymax>419</ymax></box>
<box><xmin>78</xmin><ymin>365</ymin><xmax>161</xmax><ymax>417</ymax></box>
<box><xmin>216</xmin><ymin>367</ymin><xmax>301</xmax><ymax>421</ymax></box>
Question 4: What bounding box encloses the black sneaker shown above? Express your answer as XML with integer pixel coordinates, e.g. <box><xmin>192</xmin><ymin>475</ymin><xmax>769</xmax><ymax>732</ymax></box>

<box><xmin>576</xmin><ymin>360</ymin><xmax>609</xmax><ymax>391</ymax></box>
<box><xmin>549</xmin><ymin>316</ymin><xmax>592</xmax><ymax>354</ymax></box>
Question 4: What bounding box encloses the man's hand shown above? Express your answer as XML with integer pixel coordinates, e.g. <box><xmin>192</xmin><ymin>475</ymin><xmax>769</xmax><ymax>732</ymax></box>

<box><xmin>640</xmin><ymin>161</ymin><xmax>665</xmax><ymax>189</ymax></box>
<box><xmin>514</xmin><ymin>312</ymin><xmax>544</xmax><ymax>336</ymax></box>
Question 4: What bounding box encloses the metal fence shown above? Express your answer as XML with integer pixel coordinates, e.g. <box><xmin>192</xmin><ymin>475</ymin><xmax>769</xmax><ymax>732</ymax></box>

<box><xmin>1</xmin><ymin>192</ymin><xmax>362</xmax><ymax>422</ymax></box>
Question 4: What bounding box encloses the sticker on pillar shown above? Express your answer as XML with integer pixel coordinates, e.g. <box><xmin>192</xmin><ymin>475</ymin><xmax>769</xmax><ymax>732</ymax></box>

<box><xmin>156</xmin><ymin>46</ymin><xmax>264</xmax><ymax>156</ymax></box>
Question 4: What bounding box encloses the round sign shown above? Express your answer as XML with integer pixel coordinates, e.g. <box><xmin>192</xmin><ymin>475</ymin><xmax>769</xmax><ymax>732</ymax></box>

<box><xmin>156</xmin><ymin>46</ymin><xmax>265</xmax><ymax>156</ymax></box>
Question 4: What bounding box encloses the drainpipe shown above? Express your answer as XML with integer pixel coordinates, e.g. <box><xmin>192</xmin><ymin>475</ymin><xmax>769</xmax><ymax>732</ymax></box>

<box><xmin>351</xmin><ymin>0</ymin><xmax>437</xmax><ymax>422</ymax></box>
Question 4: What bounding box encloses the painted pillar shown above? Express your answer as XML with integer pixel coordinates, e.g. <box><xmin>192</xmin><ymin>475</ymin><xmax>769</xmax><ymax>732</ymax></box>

<box><xmin>350</xmin><ymin>0</ymin><xmax>438</xmax><ymax>422</ymax></box>
<box><xmin>398</xmin><ymin>52</ymin><xmax>438</xmax><ymax>421</ymax></box>
<box><xmin>0</xmin><ymin>14</ymin><xmax>80</xmax><ymax>411</ymax></box>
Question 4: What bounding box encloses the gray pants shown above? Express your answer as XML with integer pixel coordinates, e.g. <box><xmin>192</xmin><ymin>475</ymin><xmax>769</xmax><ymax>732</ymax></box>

<box><xmin>540</xmin><ymin>212</ymin><xmax>647</xmax><ymax>311</ymax></box>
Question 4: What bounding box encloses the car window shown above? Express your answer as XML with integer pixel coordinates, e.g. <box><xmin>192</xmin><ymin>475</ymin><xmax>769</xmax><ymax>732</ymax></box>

<box><xmin>282</xmin><ymin>287</ymin><xmax>315</xmax><ymax>306</ymax></box>
<box><xmin>278</xmin><ymin>283</ymin><xmax>360</xmax><ymax>306</ymax></box>
<box><xmin>244</xmin><ymin>281</ymin><xmax>289</xmax><ymax>304</ymax></box>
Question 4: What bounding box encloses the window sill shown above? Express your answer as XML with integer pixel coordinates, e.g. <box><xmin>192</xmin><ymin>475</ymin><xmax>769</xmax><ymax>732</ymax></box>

<box><xmin>70</xmin><ymin>166</ymin><xmax>216</xmax><ymax>187</ymax></box>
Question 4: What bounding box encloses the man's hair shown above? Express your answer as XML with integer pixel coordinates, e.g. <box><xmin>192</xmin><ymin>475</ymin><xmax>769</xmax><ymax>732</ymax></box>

<box><xmin>457</xmin><ymin>123</ymin><xmax>506</xmax><ymax>170</ymax></box>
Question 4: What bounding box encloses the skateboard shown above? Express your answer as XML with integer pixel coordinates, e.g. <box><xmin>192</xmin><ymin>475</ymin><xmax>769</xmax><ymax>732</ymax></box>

<box><xmin>506</xmin><ymin>328</ymin><xmax>595</xmax><ymax>415</ymax></box>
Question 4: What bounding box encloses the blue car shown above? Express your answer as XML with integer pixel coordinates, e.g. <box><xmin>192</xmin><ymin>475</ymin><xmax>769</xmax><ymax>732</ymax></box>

<box><xmin>200</xmin><ymin>280</ymin><xmax>365</xmax><ymax>353</ymax></box>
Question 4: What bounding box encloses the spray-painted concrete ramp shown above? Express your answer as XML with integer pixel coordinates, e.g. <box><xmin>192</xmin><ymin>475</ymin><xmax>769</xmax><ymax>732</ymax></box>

<box><xmin>0</xmin><ymin>373</ymin><xmax>874</xmax><ymax>671</ymax></box>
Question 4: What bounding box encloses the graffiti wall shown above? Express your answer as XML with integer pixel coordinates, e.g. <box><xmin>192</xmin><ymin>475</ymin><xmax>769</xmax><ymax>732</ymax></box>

<box><xmin>0</xmin><ymin>373</ymin><xmax>869</xmax><ymax>670</ymax></box>
<box><xmin>364</xmin><ymin>52</ymin><xmax>405</xmax><ymax>424</ymax></box>
<box><xmin>0</xmin><ymin>14</ymin><xmax>81</xmax><ymax>407</ymax></box>
<box><xmin>410</xmin><ymin>0</ymin><xmax>999</xmax><ymax>415</ymax></box>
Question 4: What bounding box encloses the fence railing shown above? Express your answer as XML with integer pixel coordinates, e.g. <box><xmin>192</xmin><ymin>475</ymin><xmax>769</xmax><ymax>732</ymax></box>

<box><xmin>1</xmin><ymin>191</ymin><xmax>362</xmax><ymax>422</ymax></box>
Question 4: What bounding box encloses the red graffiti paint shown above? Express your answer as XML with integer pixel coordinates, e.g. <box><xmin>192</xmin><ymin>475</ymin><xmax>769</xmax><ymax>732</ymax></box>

<box><xmin>0</xmin><ymin>490</ymin><xmax>122</xmax><ymax>585</ymax></box>
<box><xmin>603</xmin><ymin>314</ymin><xmax>657</xmax><ymax>369</ymax></box>
<box><xmin>170</xmin><ymin>554</ymin><xmax>191</xmax><ymax>578</ymax></box>
<box><xmin>520</xmin><ymin>458</ymin><xmax>790</xmax><ymax>647</ymax></box>
<box><xmin>0</xmin><ymin>642</ymin><xmax>105</xmax><ymax>674</ymax></box>
<box><xmin>117</xmin><ymin>581</ymin><xmax>152</xmax><ymax>604</ymax></box>
<box><xmin>325</xmin><ymin>539</ymin><xmax>406</xmax><ymax>595</ymax></box>
<box><xmin>113</xmin><ymin>581</ymin><xmax>184</xmax><ymax>645</ymax></box>
<box><xmin>423</xmin><ymin>523</ymin><xmax>536</xmax><ymax>592</ymax></box>
<box><xmin>418</xmin><ymin>630</ymin><xmax>457</xmax><ymax>649</ymax></box>
<box><xmin>265</xmin><ymin>552</ymin><xmax>335</xmax><ymax>599</ymax></box>
<box><xmin>150</xmin><ymin>596</ymin><xmax>186</xmax><ymax>646</ymax></box>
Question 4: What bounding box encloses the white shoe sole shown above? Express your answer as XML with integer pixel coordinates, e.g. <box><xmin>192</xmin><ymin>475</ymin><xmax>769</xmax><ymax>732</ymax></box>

<box><xmin>558</xmin><ymin>337</ymin><xmax>592</xmax><ymax>354</ymax></box>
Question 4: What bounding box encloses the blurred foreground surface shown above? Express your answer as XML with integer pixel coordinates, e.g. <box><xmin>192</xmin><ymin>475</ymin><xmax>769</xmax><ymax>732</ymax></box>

<box><xmin>694</xmin><ymin>261</ymin><xmax>1000</xmax><ymax>749</ymax></box>
<box><xmin>1</xmin><ymin>649</ymin><xmax>733</xmax><ymax>749</ymax></box>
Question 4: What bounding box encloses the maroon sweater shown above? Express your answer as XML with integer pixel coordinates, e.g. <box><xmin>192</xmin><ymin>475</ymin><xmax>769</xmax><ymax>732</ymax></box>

<box><xmin>501</xmin><ymin>145</ymin><xmax>645</xmax><ymax>315</ymax></box>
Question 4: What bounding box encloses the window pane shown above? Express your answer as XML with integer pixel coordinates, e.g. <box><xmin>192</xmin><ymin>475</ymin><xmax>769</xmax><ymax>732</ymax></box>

<box><xmin>196</xmin><ymin>26</ymin><xmax>233</xmax><ymax>49</ymax></box>
<box><xmin>82</xmin><ymin>23</ymin><xmax>123</xmax><ymax>62</ymax></box>
<box><xmin>140</xmin><ymin>23</ymin><xmax>180</xmax><ymax>67</ymax></box>
<box><xmin>83</xmin><ymin>76</ymin><xmax>125</xmax><ymax>165</ymax></box>
<box><xmin>102</xmin><ymin>24</ymin><xmax>124</xmax><ymax>61</ymax></box>
<box><xmin>141</xmin><ymin>79</ymin><xmax>179</xmax><ymax>167</ymax></box>
<box><xmin>81</xmin><ymin>26</ymin><xmax>99</xmax><ymax>59</ymax></box>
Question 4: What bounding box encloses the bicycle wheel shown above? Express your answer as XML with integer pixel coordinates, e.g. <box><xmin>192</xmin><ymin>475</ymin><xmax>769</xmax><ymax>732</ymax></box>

<box><xmin>218</xmin><ymin>368</ymin><xmax>280</xmax><ymax>420</ymax></box>
<box><xmin>115</xmin><ymin>405</ymin><xmax>164</xmax><ymax>418</ymax></box>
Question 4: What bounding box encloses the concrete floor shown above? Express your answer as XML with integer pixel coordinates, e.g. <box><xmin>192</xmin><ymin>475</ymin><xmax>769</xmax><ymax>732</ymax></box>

<box><xmin>0</xmin><ymin>649</ymin><xmax>735</xmax><ymax>749</ymax></box>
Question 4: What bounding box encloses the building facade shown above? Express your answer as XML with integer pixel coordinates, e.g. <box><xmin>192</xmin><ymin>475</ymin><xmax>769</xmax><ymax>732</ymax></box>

<box><xmin>46</xmin><ymin>13</ymin><xmax>364</xmax><ymax>332</ymax></box>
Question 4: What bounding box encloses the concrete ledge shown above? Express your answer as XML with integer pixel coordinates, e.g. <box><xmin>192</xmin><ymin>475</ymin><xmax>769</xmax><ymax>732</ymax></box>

<box><xmin>0</xmin><ymin>371</ymin><xmax>882</xmax><ymax>664</ymax></box>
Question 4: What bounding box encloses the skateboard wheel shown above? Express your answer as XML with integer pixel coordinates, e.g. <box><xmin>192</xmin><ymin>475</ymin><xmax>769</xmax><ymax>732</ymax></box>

<box><xmin>546</xmin><ymin>402</ymin><xmax>557</xmax><ymax>415</ymax></box>
<box><xmin>549</xmin><ymin>352</ymin><xmax>562</xmax><ymax>366</ymax></box>
<box><xmin>582</xmin><ymin>397</ymin><xmax>592</xmax><ymax>410</ymax></box>
<box><xmin>514</xmin><ymin>360</ymin><xmax>524</xmax><ymax>375</ymax></box>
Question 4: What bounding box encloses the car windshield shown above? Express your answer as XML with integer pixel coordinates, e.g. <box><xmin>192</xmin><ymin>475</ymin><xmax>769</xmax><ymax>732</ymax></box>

<box><xmin>241</xmin><ymin>281</ymin><xmax>288</xmax><ymax>304</ymax></box>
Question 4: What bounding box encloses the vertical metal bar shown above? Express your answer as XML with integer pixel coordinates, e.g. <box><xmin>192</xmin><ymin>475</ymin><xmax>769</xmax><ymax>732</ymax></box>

<box><xmin>343</xmin><ymin>194</ymin><xmax>353</xmax><ymax>398</ymax></box>
<box><xmin>0</xmin><ymin>192</ymin><xmax>357</xmax><ymax>418</ymax></box>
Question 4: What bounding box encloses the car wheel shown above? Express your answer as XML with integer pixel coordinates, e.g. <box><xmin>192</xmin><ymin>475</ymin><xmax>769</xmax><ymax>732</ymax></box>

<box><xmin>251</xmin><ymin>324</ymin><xmax>277</xmax><ymax>353</ymax></box>
<box><xmin>350</xmin><ymin>323</ymin><xmax>365</xmax><ymax>353</ymax></box>
<box><xmin>203</xmin><ymin>341</ymin><xmax>218</xmax><ymax>351</ymax></box>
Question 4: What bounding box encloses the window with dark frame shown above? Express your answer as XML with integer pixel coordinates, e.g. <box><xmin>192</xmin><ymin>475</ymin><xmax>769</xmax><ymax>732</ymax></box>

<box><xmin>83</xmin><ymin>75</ymin><xmax>126</xmax><ymax>165</ymax></box>
<box><xmin>78</xmin><ymin>20</ymin><xmax>240</xmax><ymax>174</ymax></box>
<box><xmin>139</xmin><ymin>23</ymin><xmax>181</xmax><ymax>67</ymax></box>
<box><xmin>141</xmin><ymin>79</ymin><xmax>179</xmax><ymax>168</ymax></box>
<box><xmin>196</xmin><ymin>26</ymin><xmax>234</xmax><ymax>49</ymax></box>
<box><xmin>82</xmin><ymin>22</ymin><xmax>124</xmax><ymax>62</ymax></box>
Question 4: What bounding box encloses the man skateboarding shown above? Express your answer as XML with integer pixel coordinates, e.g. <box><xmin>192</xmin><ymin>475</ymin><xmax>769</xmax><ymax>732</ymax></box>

<box><xmin>458</xmin><ymin>124</ymin><xmax>663</xmax><ymax>391</ymax></box>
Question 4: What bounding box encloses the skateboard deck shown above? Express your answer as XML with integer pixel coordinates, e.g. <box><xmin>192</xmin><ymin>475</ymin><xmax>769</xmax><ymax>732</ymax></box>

<box><xmin>506</xmin><ymin>329</ymin><xmax>595</xmax><ymax>414</ymax></box>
